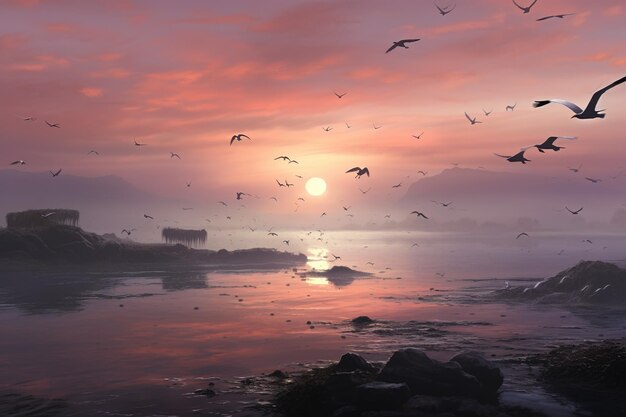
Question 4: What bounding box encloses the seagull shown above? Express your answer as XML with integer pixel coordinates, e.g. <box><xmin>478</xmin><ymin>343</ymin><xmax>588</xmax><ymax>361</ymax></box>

<box><xmin>412</xmin><ymin>132</ymin><xmax>424</xmax><ymax>139</ymax></box>
<box><xmin>366</xmin><ymin>262</ymin><xmax>375</xmax><ymax>266</ymax></box>
<box><xmin>334</xmin><ymin>92</ymin><xmax>347</xmax><ymax>99</ymax></box>
<box><xmin>533</xmin><ymin>76</ymin><xmax>626</xmax><ymax>119</ymax></box>
<box><xmin>88</xmin><ymin>150</ymin><xmax>99</xmax><ymax>156</ymax></box>
<box><xmin>50</xmin><ymin>169</ymin><xmax>62</xmax><ymax>177</ymax></box>
<box><xmin>516</xmin><ymin>232</ymin><xmax>529</xmax><ymax>239</ymax></box>
<box><xmin>144</xmin><ymin>214</ymin><xmax>154</xmax><ymax>219</ymax></box>
<box><xmin>435</xmin><ymin>3</ymin><xmax>456</xmax><ymax>16</ymax></box>
<box><xmin>10</xmin><ymin>160</ymin><xmax>26</xmax><ymax>165</ymax></box>
<box><xmin>568</xmin><ymin>164</ymin><xmax>582</xmax><ymax>173</ymax></box>
<box><xmin>285</xmin><ymin>180</ymin><xmax>294</xmax><ymax>187</ymax></box>
<box><xmin>236</xmin><ymin>192</ymin><xmax>249</xmax><ymax>200</ymax></box>
<box><xmin>276</xmin><ymin>180</ymin><xmax>285</xmax><ymax>187</ymax></box>
<box><xmin>386</xmin><ymin>38</ymin><xmax>420</xmax><ymax>53</ymax></box>
<box><xmin>270</xmin><ymin>197</ymin><xmax>278</xmax><ymax>202</ymax></box>
<box><xmin>18</xmin><ymin>115</ymin><xmax>36</xmax><ymax>121</ymax></box>
<box><xmin>505</xmin><ymin>103</ymin><xmax>517</xmax><ymax>111</ymax></box>
<box><xmin>134</xmin><ymin>138</ymin><xmax>147</xmax><ymax>146</ymax></box>
<box><xmin>533</xmin><ymin>136</ymin><xmax>577</xmax><ymax>152</ymax></box>
<box><xmin>331</xmin><ymin>254</ymin><xmax>341</xmax><ymax>260</ymax></box>
<box><xmin>343</xmin><ymin>206</ymin><xmax>351</xmax><ymax>211</ymax></box>
<box><xmin>170</xmin><ymin>152</ymin><xmax>181</xmax><ymax>159</ymax></box>
<box><xmin>218</xmin><ymin>201</ymin><xmax>228</xmax><ymax>206</ymax></box>
<box><xmin>436</xmin><ymin>272</ymin><xmax>445</xmax><ymax>277</ymax></box>
<box><xmin>186</xmin><ymin>181</ymin><xmax>192</xmax><ymax>188</ymax></box>
<box><xmin>483</xmin><ymin>109</ymin><xmax>493</xmax><ymax>116</ymax></box>
<box><xmin>274</xmin><ymin>156</ymin><xmax>291</xmax><ymax>161</ymax></box>
<box><xmin>384</xmin><ymin>214</ymin><xmax>391</xmax><ymax>219</ymax></box>
<box><xmin>512</xmin><ymin>0</ymin><xmax>538</xmax><ymax>14</ymax></box>
<box><xmin>345</xmin><ymin>122</ymin><xmax>351</xmax><ymax>128</ymax></box>
<box><xmin>432</xmin><ymin>200</ymin><xmax>452</xmax><ymax>207</ymax></box>
<box><xmin>536</xmin><ymin>13</ymin><xmax>575</xmax><ymax>21</ymax></box>
<box><xmin>346</xmin><ymin>167</ymin><xmax>370</xmax><ymax>178</ymax></box>
<box><xmin>283</xmin><ymin>240</ymin><xmax>290</xmax><ymax>245</ymax></box>
<box><xmin>372</xmin><ymin>123</ymin><xmax>382</xmax><ymax>130</ymax></box>
<box><xmin>297</xmin><ymin>197</ymin><xmax>305</xmax><ymax>201</ymax></box>
<box><xmin>230</xmin><ymin>133</ymin><xmax>250</xmax><ymax>145</ymax></box>
<box><xmin>464</xmin><ymin>112</ymin><xmax>482</xmax><ymax>125</ymax></box>
<box><xmin>392</xmin><ymin>183</ymin><xmax>402</xmax><ymax>188</ymax></box>
<box><xmin>121</xmin><ymin>228</ymin><xmax>136</xmax><ymax>236</ymax></box>
<box><xmin>45</xmin><ymin>121</ymin><xmax>60</xmax><ymax>128</ymax></box>
<box><xmin>412</xmin><ymin>243</ymin><xmax>420</xmax><ymax>247</ymax></box>
<box><xmin>417</xmin><ymin>170</ymin><xmax>427</xmax><ymax>176</ymax></box>
<box><xmin>585</xmin><ymin>177</ymin><xmax>601</xmax><ymax>183</ymax></box>
<box><xmin>566</xmin><ymin>207</ymin><xmax>583</xmax><ymax>215</ymax></box>
<box><xmin>582</xmin><ymin>239</ymin><xmax>593</xmax><ymax>244</ymax></box>
<box><xmin>288</xmin><ymin>159</ymin><xmax>299</xmax><ymax>164</ymax></box>
<box><xmin>321</xmin><ymin>212</ymin><xmax>327</xmax><ymax>217</ymax></box>
<box><xmin>494</xmin><ymin>150</ymin><xmax>531</xmax><ymax>164</ymax></box>
<box><xmin>323</xmin><ymin>126</ymin><xmax>333</xmax><ymax>132</ymax></box>
<box><xmin>41</xmin><ymin>212</ymin><xmax>55</xmax><ymax>218</ymax></box>
<box><xmin>410</xmin><ymin>211</ymin><xmax>429</xmax><ymax>219</ymax></box>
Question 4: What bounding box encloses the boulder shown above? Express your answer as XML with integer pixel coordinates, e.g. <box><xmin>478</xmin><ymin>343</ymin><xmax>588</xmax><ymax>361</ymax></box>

<box><xmin>355</xmin><ymin>382</ymin><xmax>411</xmax><ymax>410</ymax></box>
<box><xmin>337</xmin><ymin>353</ymin><xmax>375</xmax><ymax>373</ymax></box>
<box><xmin>352</xmin><ymin>316</ymin><xmax>375</xmax><ymax>325</ymax></box>
<box><xmin>450</xmin><ymin>352</ymin><xmax>503</xmax><ymax>395</ymax></box>
<box><xmin>377</xmin><ymin>348</ymin><xmax>483</xmax><ymax>399</ymax></box>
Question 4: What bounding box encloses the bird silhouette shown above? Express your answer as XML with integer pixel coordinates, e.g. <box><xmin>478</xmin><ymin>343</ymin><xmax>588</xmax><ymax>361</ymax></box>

<box><xmin>283</xmin><ymin>240</ymin><xmax>290</xmax><ymax>245</ymax></box>
<box><xmin>533</xmin><ymin>76</ymin><xmax>626</xmax><ymax>119</ymax></box>
<box><xmin>494</xmin><ymin>150</ymin><xmax>531</xmax><ymax>164</ymax></box>
<box><xmin>230</xmin><ymin>133</ymin><xmax>250</xmax><ymax>145</ymax></box>
<box><xmin>372</xmin><ymin>123</ymin><xmax>382</xmax><ymax>130</ymax></box>
<box><xmin>345</xmin><ymin>122</ymin><xmax>351</xmax><ymax>128</ymax></box>
<box><xmin>410</xmin><ymin>211</ymin><xmax>429</xmax><ymax>219</ymax></box>
<box><xmin>285</xmin><ymin>180</ymin><xmax>294</xmax><ymax>187</ymax></box>
<box><xmin>512</xmin><ymin>0</ymin><xmax>538</xmax><ymax>14</ymax></box>
<box><xmin>483</xmin><ymin>109</ymin><xmax>493</xmax><ymax>116</ymax></box>
<box><xmin>505</xmin><ymin>103</ymin><xmax>517</xmax><ymax>111</ymax></box>
<box><xmin>412</xmin><ymin>132</ymin><xmax>424</xmax><ymax>139</ymax></box>
<box><xmin>585</xmin><ymin>177</ymin><xmax>601</xmax><ymax>183</ymax></box>
<box><xmin>533</xmin><ymin>136</ymin><xmax>577</xmax><ymax>152</ymax></box>
<box><xmin>186</xmin><ymin>181</ymin><xmax>192</xmax><ymax>188</ymax></box>
<box><xmin>392</xmin><ymin>183</ymin><xmax>402</xmax><ymax>188</ymax></box>
<box><xmin>346</xmin><ymin>167</ymin><xmax>370</xmax><ymax>178</ymax></box>
<box><xmin>568</xmin><ymin>164</ymin><xmax>582</xmax><ymax>173</ymax></box>
<box><xmin>321</xmin><ymin>212</ymin><xmax>327</xmax><ymax>217</ymax></box>
<box><xmin>170</xmin><ymin>152</ymin><xmax>181</xmax><ymax>159</ymax></box>
<box><xmin>343</xmin><ymin>206</ymin><xmax>351</xmax><ymax>211</ymax></box>
<box><xmin>288</xmin><ymin>159</ymin><xmax>299</xmax><ymax>164</ymax></box>
<box><xmin>566</xmin><ymin>207</ymin><xmax>583</xmax><ymax>214</ymax></box>
<box><xmin>435</xmin><ymin>3</ymin><xmax>456</xmax><ymax>16</ymax></box>
<box><xmin>144</xmin><ymin>214</ymin><xmax>154</xmax><ymax>219</ymax></box>
<box><xmin>536</xmin><ymin>13</ymin><xmax>575</xmax><ymax>21</ymax></box>
<box><xmin>10</xmin><ymin>160</ymin><xmax>26</xmax><ymax>165</ymax></box>
<box><xmin>386</xmin><ymin>38</ymin><xmax>420</xmax><ymax>53</ymax></box>
<box><xmin>41</xmin><ymin>212</ymin><xmax>56</xmax><ymax>218</ymax></box>
<box><xmin>274</xmin><ymin>156</ymin><xmax>291</xmax><ymax>161</ymax></box>
<box><xmin>18</xmin><ymin>115</ymin><xmax>36</xmax><ymax>121</ymax></box>
<box><xmin>334</xmin><ymin>92</ymin><xmax>347</xmax><ymax>98</ymax></box>
<box><xmin>359</xmin><ymin>187</ymin><xmax>372</xmax><ymax>194</ymax></box>
<box><xmin>464</xmin><ymin>112</ymin><xmax>482</xmax><ymax>125</ymax></box>
<box><xmin>50</xmin><ymin>169</ymin><xmax>62</xmax><ymax>177</ymax></box>
<box><xmin>323</xmin><ymin>126</ymin><xmax>333</xmax><ymax>132</ymax></box>
<box><xmin>276</xmin><ymin>179</ymin><xmax>285</xmax><ymax>187</ymax></box>
<box><xmin>45</xmin><ymin>121</ymin><xmax>60</xmax><ymax>128</ymax></box>
<box><xmin>218</xmin><ymin>201</ymin><xmax>228</xmax><ymax>206</ymax></box>
<box><xmin>134</xmin><ymin>138</ymin><xmax>147</xmax><ymax>146</ymax></box>
<box><xmin>236</xmin><ymin>192</ymin><xmax>249</xmax><ymax>200</ymax></box>
<box><xmin>417</xmin><ymin>170</ymin><xmax>428</xmax><ymax>176</ymax></box>
<box><xmin>88</xmin><ymin>150</ymin><xmax>99</xmax><ymax>156</ymax></box>
<box><xmin>121</xmin><ymin>228</ymin><xmax>137</xmax><ymax>236</ymax></box>
<box><xmin>516</xmin><ymin>232</ymin><xmax>529</xmax><ymax>239</ymax></box>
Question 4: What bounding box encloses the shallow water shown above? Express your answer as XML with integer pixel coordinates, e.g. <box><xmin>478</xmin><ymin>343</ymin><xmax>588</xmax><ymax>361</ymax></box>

<box><xmin>1</xmin><ymin>231</ymin><xmax>625</xmax><ymax>416</ymax></box>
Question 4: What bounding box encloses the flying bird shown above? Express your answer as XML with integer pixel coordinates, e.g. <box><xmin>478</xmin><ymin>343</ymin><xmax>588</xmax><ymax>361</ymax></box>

<box><xmin>483</xmin><ymin>109</ymin><xmax>493</xmax><ymax>116</ymax></box>
<box><xmin>417</xmin><ymin>170</ymin><xmax>428</xmax><ymax>176</ymax></box>
<box><xmin>512</xmin><ymin>0</ymin><xmax>538</xmax><ymax>14</ymax></box>
<box><xmin>343</xmin><ymin>206</ymin><xmax>351</xmax><ymax>211</ymax></box>
<box><xmin>568</xmin><ymin>164</ymin><xmax>582</xmax><ymax>173</ymax></box>
<box><xmin>505</xmin><ymin>103</ymin><xmax>517</xmax><ymax>111</ymax></box>
<box><xmin>432</xmin><ymin>200</ymin><xmax>452</xmax><ymax>207</ymax></box>
<box><xmin>170</xmin><ymin>152</ymin><xmax>181</xmax><ymax>159</ymax></box>
<box><xmin>346</xmin><ymin>122</ymin><xmax>351</xmax><ymax>128</ymax></box>
<box><xmin>230</xmin><ymin>133</ymin><xmax>250</xmax><ymax>145</ymax></box>
<box><xmin>268</xmin><ymin>232</ymin><xmax>278</xmax><ymax>237</ymax></box>
<box><xmin>435</xmin><ymin>3</ymin><xmax>456</xmax><ymax>16</ymax></box>
<box><xmin>186</xmin><ymin>181</ymin><xmax>192</xmax><ymax>188</ymax></box>
<box><xmin>392</xmin><ymin>183</ymin><xmax>402</xmax><ymax>188</ymax></box>
<box><xmin>536</xmin><ymin>13</ymin><xmax>575</xmax><ymax>21</ymax></box>
<box><xmin>41</xmin><ymin>212</ymin><xmax>55</xmax><ymax>218</ymax></box>
<box><xmin>516</xmin><ymin>232</ymin><xmax>529</xmax><ymax>239</ymax></box>
<box><xmin>45</xmin><ymin>121</ymin><xmax>60</xmax><ymax>128</ymax></box>
<box><xmin>410</xmin><ymin>211</ymin><xmax>429</xmax><ymax>219</ymax></box>
<box><xmin>323</xmin><ymin>126</ymin><xmax>333</xmax><ymax>132</ymax></box>
<box><xmin>10</xmin><ymin>160</ymin><xmax>26</xmax><ymax>165</ymax></box>
<box><xmin>464</xmin><ymin>112</ymin><xmax>482</xmax><ymax>125</ymax></box>
<box><xmin>494</xmin><ymin>150</ymin><xmax>531</xmax><ymax>164</ymax></box>
<box><xmin>276</xmin><ymin>179</ymin><xmax>285</xmax><ymax>187</ymax></box>
<box><xmin>121</xmin><ymin>228</ymin><xmax>136</xmax><ymax>236</ymax></box>
<box><xmin>285</xmin><ymin>180</ymin><xmax>294</xmax><ymax>187</ymax></box>
<box><xmin>566</xmin><ymin>207</ymin><xmax>583</xmax><ymax>215</ymax></box>
<box><xmin>288</xmin><ymin>159</ymin><xmax>299</xmax><ymax>164</ymax></box>
<box><xmin>88</xmin><ymin>150</ymin><xmax>99</xmax><ymax>156</ymax></box>
<box><xmin>585</xmin><ymin>177</ymin><xmax>601</xmax><ymax>183</ymax></box>
<box><xmin>218</xmin><ymin>201</ymin><xmax>228</xmax><ymax>206</ymax></box>
<box><xmin>143</xmin><ymin>214</ymin><xmax>154</xmax><ymax>219</ymax></box>
<box><xmin>412</xmin><ymin>132</ymin><xmax>424</xmax><ymax>140</ymax></box>
<box><xmin>321</xmin><ymin>212</ymin><xmax>327</xmax><ymax>217</ymax></box>
<box><xmin>386</xmin><ymin>38</ymin><xmax>420</xmax><ymax>53</ymax></box>
<box><xmin>18</xmin><ymin>115</ymin><xmax>36</xmax><ymax>121</ymax></box>
<box><xmin>533</xmin><ymin>136</ymin><xmax>577</xmax><ymax>152</ymax></box>
<box><xmin>359</xmin><ymin>187</ymin><xmax>371</xmax><ymax>194</ymax></box>
<box><xmin>372</xmin><ymin>123</ymin><xmax>382</xmax><ymax>130</ymax></box>
<box><xmin>134</xmin><ymin>138</ymin><xmax>147</xmax><ymax>146</ymax></box>
<box><xmin>270</xmin><ymin>197</ymin><xmax>278</xmax><ymax>202</ymax></box>
<box><xmin>50</xmin><ymin>169</ymin><xmax>62</xmax><ymax>177</ymax></box>
<box><xmin>346</xmin><ymin>167</ymin><xmax>370</xmax><ymax>179</ymax></box>
<box><xmin>334</xmin><ymin>92</ymin><xmax>347</xmax><ymax>99</ymax></box>
<box><xmin>533</xmin><ymin>76</ymin><xmax>626</xmax><ymax>119</ymax></box>
<box><xmin>283</xmin><ymin>240</ymin><xmax>290</xmax><ymax>245</ymax></box>
<box><xmin>274</xmin><ymin>156</ymin><xmax>291</xmax><ymax>161</ymax></box>
<box><xmin>236</xmin><ymin>192</ymin><xmax>249</xmax><ymax>200</ymax></box>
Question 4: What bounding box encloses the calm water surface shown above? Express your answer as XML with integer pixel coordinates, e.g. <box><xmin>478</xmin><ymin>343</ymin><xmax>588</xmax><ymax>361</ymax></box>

<box><xmin>1</xmin><ymin>231</ymin><xmax>625</xmax><ymax>416</ymax></box>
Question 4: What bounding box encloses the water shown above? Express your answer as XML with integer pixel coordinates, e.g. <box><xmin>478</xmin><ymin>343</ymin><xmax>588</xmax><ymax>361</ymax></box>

<box><xmin>1</xmin><ymin>231</ymin><xmax>625</xmax><ymax>416</ymax></box>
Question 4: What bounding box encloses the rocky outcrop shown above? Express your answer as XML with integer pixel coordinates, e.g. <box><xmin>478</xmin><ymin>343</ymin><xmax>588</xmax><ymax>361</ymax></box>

<box><xmin>0</xmin><ymin>225</ymin><xmax>306</xmax><ymax>268</ymax></box>
<box><xmin>494</xmin><ymin>261</ymin><xmax>626</xmax><ymax>306</ymax></box>
<box><xmin>274</xmin><ymin>350</ymin><xmax>532</xmax><ymax>417</ymax></box>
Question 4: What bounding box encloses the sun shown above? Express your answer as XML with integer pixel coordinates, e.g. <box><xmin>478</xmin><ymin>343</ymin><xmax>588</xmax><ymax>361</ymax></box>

<box><xmin>305</xmin><ymin>177</ymin><xmax>327</xmax><ymax>196</ymax></box>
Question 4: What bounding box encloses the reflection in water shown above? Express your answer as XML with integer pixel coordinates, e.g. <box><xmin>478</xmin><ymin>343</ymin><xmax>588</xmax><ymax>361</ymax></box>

<box><xmin>304</xmin><ymin>277</ymin><xmax>329</xmax><ymax>286</ymax></box>
<box><xmin>306</xmin><ymin>247</ymin><xmax>330</xmax><ymax>271</ymax></box>
<box><xmin>160</xmin><ymin>272</ymin><xmax>208</xmax><ymax>291</ymax></box>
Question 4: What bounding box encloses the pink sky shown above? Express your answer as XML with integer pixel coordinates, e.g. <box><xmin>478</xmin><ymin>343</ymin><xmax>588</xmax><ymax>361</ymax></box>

<box><xmin>1</xmin><ymin>0</ymin><xmax>625</xmax><ymax>208</ymax></box>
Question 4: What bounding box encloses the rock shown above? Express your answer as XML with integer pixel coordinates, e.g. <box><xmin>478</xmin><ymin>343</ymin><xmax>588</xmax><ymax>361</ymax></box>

<box><xmin>337</xmin><ymin>352</ymin><xmax>375</xmax><ymax>373</ymax></box>
<box><xmin>352</xmin><ymin>316</ymin><xmax>375</xmax><ymax>324</ymax></box>
<box><xmin>450</xmin><ymin>352</ymin><xmax>503</xmax><ymax>395</ymax></box>
<box><xmin>268</xmin><ymin>369</ymin><xmax>288</xmax><ymax>379</ymax></box>
<box><xmin>355</xmin><ymin>382</ymin><xmax>411</xmax><ymax>410</ymax></box>
<box><xmin>377</xmin><ymin>348</ymin><xmax>483</xmax><ymax>399</ymax></box>
<box><xmin>194</xmin><ymin>388</ymin><xmax>216</xmax><ymax>398</ymax></box>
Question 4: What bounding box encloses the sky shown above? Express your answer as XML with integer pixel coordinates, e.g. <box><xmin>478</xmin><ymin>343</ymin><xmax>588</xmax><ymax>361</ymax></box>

<box><xmin>1</xmin><ymin>0</ymin><xmax>626</xmax><ymax>219</ymax></box>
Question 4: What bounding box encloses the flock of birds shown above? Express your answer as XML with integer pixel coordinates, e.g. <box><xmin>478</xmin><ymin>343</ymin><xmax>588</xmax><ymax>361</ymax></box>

<box><xmin>7</xmin><ymin>0</ymin><xmax>626</xmax><ymax>262</ymax></box>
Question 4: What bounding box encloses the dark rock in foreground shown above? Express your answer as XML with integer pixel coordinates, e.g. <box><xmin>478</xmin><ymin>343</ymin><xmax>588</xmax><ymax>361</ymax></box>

<box><xmin>0</xmin><ymin>391</ymin><xmax>67</xmax><ymax>417</ymax></box>
<box><xmin>274</xmin><ymin>350</ymin><xmax>535</xmax><ymax>417</ymax></box>
<box><xmin>0</xmin><ymin>225</ymin><xmax>306</xmax><ymax>269</ymax></box>
<box><xmin>494</xmin><ymin>261</ymin><xmax>626</xmax><ymax>306</ymax></box>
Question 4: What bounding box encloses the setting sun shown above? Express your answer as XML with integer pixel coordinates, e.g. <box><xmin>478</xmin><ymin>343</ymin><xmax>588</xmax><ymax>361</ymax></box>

<box><xmin>305</xmin><ymin>177</ymin><xmax>327</xmax><ymax>196</ymax></box>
